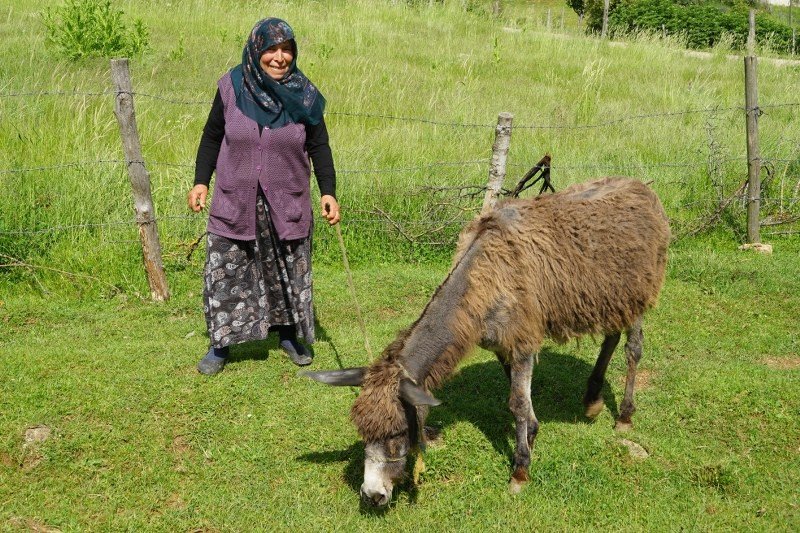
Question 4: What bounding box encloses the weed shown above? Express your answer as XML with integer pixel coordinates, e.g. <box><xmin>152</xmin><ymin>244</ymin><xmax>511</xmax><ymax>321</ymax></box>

<box><xmin>42</xmin><ymin>0</ymin><xmax>149</xmax><ymax>60</ymax></box>
<box><xmin>168</xmin><ymin>35</ymin><xmax>186</xmax><ymax>62</ymax></box>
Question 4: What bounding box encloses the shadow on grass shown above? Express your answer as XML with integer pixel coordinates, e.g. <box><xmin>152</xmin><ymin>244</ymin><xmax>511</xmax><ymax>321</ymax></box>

<box><xmin>432</xmin><ymin>348</ymin><xmax>621</xmax><ymax>460</ymax></box>
<box><xmin>297</xmin><ymin>346</ymin><xmax>623</xmax><ymax>509</ymax></box>
<box><xmin>298</xmin><ymin>441</ymin><xmax>423</xmax><ymax>515</ymax></box>
<box><xmin>224</xmin><ymin>317</ymin><xmax>337</xmax><ymax>366</ymax></box>
<box><xmin>297</xmin><ymin>441</ymin><xmax>365</xmax><ymax>493</ymax></box>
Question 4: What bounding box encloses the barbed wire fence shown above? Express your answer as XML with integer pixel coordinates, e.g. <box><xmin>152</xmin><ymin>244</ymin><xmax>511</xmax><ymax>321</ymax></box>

<box><xmin>1</xmin><ymin>69</ymin><xmax>799</xmax><ymax>297</ymax></box>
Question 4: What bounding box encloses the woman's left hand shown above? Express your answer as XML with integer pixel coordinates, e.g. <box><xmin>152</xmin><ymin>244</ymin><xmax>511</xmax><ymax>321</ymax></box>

<box><xmin>320</xmin><ymin>195</ymin><xmax>340</xmax><ymax>225</ymax></box>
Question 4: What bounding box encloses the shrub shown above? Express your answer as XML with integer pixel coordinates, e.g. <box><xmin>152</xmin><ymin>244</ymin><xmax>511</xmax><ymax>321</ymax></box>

<box><xmin>582</xmin><ymin>0</ymin><xmax>795</xmax><ymax>54</ymax></box>
<box><xmin>567</xmin><ymin>0</ymin><xmax>587</xmax><ymax>18</ymax></box>
<box><xmin>42</xmin><ymin>0</ymin><xmax>148</xmax><ymax>60</ymax></box>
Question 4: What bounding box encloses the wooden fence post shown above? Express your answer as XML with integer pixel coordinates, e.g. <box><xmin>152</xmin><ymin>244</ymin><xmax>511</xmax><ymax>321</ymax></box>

<box><xmin>110</xmin><ymin>58</ymin><xmax>170</xmax><ymax>301</ymax></box>
<box><xmin>744</xmin><ymin>11</ymin><xmax>762</xmax><ymax>244</ymax></box>
<box><xmin>482</xmin><ymin>112</ymin><xmax>513</xmax><ymax>213</ymax></box>
<box><xmin>601</xmin><ymin>0</ymin><xmax>610</xmax><ymax>38</ymax></box>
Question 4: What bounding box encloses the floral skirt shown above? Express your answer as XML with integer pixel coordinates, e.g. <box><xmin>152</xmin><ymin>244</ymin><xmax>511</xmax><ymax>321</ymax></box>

<box><xmin>203</xmin><ymin>194</ymin><xmax>314</xmax><ymax>349</ymax></box>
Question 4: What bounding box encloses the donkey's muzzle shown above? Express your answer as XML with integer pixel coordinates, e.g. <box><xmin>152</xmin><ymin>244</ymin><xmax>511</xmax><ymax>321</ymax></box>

<box><xmin>360</xmin><ymin>487</ymin><xmax>390</xmax><ymax>508</ymax></box>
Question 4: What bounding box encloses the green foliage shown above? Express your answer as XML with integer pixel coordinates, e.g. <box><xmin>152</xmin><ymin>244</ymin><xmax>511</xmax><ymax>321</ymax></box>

<box><xmin>168</xmin><ymin>35</ymin><xmax>186</xmax><ymax>62</ymax></box>
<box><xmin>42</xmin><ymin>0</ymin><xmax>149</xmax><ymax>60</ymax></box>
<box><xmin>567</xmin><ymin>0</ymin><xmax>587</xmax><ymax>17</ymax></box>
<box><xmin>584</xmin><ymin>0</ymin><xmax>797</xmax><ymax>52</ymax></box>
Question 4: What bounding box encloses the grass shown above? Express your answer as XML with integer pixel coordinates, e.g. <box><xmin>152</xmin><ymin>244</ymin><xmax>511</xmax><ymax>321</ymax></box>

<box><xmin>1</xmin><ymin>233</ymin><xmax>799</xmax><ymax>530</ymax></box>
<box><xmin>1</xmin><ymin>0</ymin><xmax>799</xmax><ymax>529</ymax></box>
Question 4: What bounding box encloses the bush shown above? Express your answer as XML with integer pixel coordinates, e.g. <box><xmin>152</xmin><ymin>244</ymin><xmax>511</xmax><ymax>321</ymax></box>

<box><xmin>582</xmin><ymin>0</ymin><xmax>796</xmax><ymax>53</ymax></box>
<box><xmin>42</xmin><ymin>0</ymin><xmax>148</xmax><ymax>60</ymax></box>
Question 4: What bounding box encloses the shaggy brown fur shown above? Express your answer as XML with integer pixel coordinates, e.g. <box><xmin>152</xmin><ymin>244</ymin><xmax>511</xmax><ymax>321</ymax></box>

<box><xmin>350</xmin><ymin>177</ymin><xmax>670</xmax><ymax>442</ymax></box>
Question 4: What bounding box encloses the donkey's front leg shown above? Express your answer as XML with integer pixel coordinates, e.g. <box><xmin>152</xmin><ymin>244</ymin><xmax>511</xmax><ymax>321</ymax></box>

<box><xmin>508</xmin><ymin>353</ymin><xmax>538</xmax><ymax>494</ymax></box>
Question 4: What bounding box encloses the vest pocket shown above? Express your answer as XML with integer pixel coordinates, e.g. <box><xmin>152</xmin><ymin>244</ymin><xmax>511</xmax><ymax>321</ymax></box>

<box><xmin>209</xmin><ymin>189</ymin><xmax>235</xmax><ymax>222</ymax></box>
<box><xmin>281</xmin><ymin>190</ymin><xmax>306</xmax><ymax>222</ymax></box>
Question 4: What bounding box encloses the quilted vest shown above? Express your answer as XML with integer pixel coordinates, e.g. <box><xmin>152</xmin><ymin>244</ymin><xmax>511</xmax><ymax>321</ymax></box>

<box><xmin>207</xmin><ymin>72</ymin><xmax>312</xmax><ymax>241</ymax></box>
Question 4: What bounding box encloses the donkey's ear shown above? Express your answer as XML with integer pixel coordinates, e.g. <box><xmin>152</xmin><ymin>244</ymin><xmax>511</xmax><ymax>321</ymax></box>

<box><xmin>399</xmin><ymin>379</ymin><xmax>441</xmax><ymax>407</ymax></box>
<box><xmin>301</xmin><ymin>367</ymin><xmax>366</xmax><ymax>387</ymax></box>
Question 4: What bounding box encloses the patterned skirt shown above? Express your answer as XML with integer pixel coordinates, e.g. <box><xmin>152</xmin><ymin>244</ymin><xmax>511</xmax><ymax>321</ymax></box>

<box><xmin>203</xmin><ymin>193</ymin><xmax>314</xmax><ymax>349</ymax></box>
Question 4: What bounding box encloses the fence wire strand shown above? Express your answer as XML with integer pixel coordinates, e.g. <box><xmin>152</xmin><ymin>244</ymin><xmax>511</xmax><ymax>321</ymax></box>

<box><xmin>7</xmin><ymin>153</ymin><xmax>797</xmax><ymax>177</ymax></box>
<box><xmin>1</xmin><ymin>88</ymin><xmax>799</xmax><ymax>258</ymax></box>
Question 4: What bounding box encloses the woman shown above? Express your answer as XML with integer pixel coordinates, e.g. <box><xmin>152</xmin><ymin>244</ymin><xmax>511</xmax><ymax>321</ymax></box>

<box><xmin>188</xmin><ymin>18</ymin><xmax>340</xmax><ymax>375</ymax></box>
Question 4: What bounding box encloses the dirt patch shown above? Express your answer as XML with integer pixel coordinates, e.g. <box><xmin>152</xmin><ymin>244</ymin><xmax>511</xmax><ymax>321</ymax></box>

<box><xmin>171</xmin><ymin>434</ymin><xmax>193</xmax><ymax>473</ymax></box>
<box><xmin>20</xmin><ymin>452</ymin><xmax>43</xmax><ymax>471</ymax></box>
<box><xmin>377</xmin><ymin>307</ymin><xmax>401</xmax><ymax>319</ymax></box>
<box><xmin>618</xmin><ymin>368</ymin><xmax>655</xmax><ymax>390</ymax></box>
<box><xmin>171</xmin><ymin>435</ymin><xmax>191</xmax><ymax>456</ymax></box>
<box><xmin>0</xmin><ymin>452</ymin><xmax>15</xmax><ymax>467</ymax></box>
<box><xmin>7</xmin><ymin>516</ymin><xmax>61</xmax><ymax>532</ymax></box>
<box><xmin>166</xmin><ymin>493</ymin><xmax>186</xmax><ymax>510</ymax></box>
<box><xmin>762</xmin><ymin>357</ymin><xmax>800</xmax><ymax>370</ymax></box>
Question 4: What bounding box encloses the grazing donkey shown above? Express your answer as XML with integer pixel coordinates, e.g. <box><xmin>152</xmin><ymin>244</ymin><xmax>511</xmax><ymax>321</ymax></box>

<box><xmin>306</xmin><ymin>177</ymin><xmax>670</xmax><ymax>507</ymax></box>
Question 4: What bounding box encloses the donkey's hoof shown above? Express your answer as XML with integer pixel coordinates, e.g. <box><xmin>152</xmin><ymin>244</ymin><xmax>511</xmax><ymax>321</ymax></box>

<box><xmin>584</xmin><ymin>398</ymin><xmax>605</xmax><ymax>419</ymax></box>
<box><xmin>614</xmin><ymin>419</ymin><xmax>633</xmax><ymax>432</ymax></box>
<box><xmin>509</xmin><ymin>466</ymin><xmax>529</xmax><ymax>494</ymax></box>
<box><xmin>509</xmin><ymin>478</ymin><xmax>526</xmax><ymax>494</ymax></box>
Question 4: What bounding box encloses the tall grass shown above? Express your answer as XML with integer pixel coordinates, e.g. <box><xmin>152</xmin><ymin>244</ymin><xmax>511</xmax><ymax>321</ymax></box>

<box><xmin>1</xmin><ymin>0</ymin><xmax>799</xmax><ymax>296</ymax></box>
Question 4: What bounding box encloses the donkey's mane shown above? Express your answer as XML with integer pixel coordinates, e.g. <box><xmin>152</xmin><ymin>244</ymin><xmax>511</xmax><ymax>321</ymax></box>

<box><xmin>349</xmin><ymin>332</ymin><xmax>410</xmax><ymax>441</ymax></box>
<box><xmin>349</xmin><ymin>239</ymin><xmax>486</xmax><ymax>442</ymax></box>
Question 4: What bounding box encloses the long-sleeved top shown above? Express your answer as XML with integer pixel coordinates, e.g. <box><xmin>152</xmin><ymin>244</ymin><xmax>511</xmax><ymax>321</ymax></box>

<box><xmin>200</xmin><ymin>72</ymin><xmax>335</xmax><ymax>241</ymax></box>
<box><xmin>194</xmin><ymin>89</ymin><xmax>336</xmax><ymax>198</ymax></box>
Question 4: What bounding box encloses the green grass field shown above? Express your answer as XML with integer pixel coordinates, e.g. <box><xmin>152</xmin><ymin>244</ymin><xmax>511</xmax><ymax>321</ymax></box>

<box><xmin>1</xmin><ymin>0</ymin><xmax>799</xmax><ymax>529</ymax></box>
<box><xmin>2</xmin><ymin>237</ymin><xmax>799</xmax><ymax>530</ymax></box>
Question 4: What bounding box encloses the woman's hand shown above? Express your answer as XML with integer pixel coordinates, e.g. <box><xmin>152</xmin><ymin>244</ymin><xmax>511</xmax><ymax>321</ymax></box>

<box><xmin>188</xmin><ymin>184</ymin><xmax>208</xmax><ymax>212</ymax></box>
<box><xmin>320</xmin><ymin>195</ymin><xmax>340</xmax><ymax>225</ymax></box>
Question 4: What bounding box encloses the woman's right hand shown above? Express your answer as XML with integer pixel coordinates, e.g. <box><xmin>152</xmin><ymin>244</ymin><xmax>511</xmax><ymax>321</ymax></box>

<box><xmin>187</xmin><ymin>184</ymin><xmax>208</xmax><ymax>212</ymax></box>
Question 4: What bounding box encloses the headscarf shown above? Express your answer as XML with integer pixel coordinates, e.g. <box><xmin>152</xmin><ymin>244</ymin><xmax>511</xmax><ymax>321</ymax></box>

<box><xmin>230</xmin><ymin>18</ymin><xmax>325</xmax><ymax>128</ymax></box>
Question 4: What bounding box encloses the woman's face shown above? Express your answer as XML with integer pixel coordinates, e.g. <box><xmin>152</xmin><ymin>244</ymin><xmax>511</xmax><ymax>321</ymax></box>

<box><xmin>260</xmin><ymin>41</ymin><xmax>294</xmax><ymax>81</ymax></box>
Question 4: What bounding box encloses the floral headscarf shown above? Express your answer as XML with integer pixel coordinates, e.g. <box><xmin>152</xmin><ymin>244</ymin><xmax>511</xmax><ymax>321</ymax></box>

<box><xmin>230</xmin><ymin>18</ymin><xmax>325</xmax><ymax>128</ymax></box>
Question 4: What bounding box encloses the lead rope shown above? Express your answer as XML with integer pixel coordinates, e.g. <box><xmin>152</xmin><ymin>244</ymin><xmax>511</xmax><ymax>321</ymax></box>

<box><xmin>327</xmin><ymin>203</ymin><xmax>374</xmax><ymax>364</ymax></box>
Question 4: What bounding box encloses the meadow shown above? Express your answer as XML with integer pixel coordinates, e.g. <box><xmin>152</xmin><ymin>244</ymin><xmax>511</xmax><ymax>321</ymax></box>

<box><xmin>1</xmin><ymin>0</ymin><xmax>799</xmax><ymax>530</ymax></box>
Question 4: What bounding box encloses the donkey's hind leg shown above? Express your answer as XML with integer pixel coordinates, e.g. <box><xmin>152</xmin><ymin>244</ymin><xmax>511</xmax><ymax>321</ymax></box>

<box><xmin>616</xmin><ymin>317</ymin><xmax>644</xmax><ymax>432</ymax></box>
<box><xmin>507</xmin><ymin>353</ymin><xmax>538</xmax><ymax>494</ymax></box>
<box><xmin>583</xmin><ymin>332</ymin><xmax>621</xmax><ymax>419</ymax></box>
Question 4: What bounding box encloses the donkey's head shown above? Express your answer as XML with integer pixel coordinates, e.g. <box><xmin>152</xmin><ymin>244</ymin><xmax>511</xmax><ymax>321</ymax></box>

<box><xmin>304</xmin><ymin>366</ymin><xmax>440</xmax><ymax>507</ymax></box>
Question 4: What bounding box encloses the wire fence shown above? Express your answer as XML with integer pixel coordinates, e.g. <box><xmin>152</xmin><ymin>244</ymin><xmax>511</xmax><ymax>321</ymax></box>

<box><xmin>1</xmin><ymin>85</ymin><xmax>799</xmax><ymax>293</ymax></box>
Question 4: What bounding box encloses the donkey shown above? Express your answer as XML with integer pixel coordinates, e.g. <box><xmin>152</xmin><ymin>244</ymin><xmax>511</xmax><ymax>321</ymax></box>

<box><xmin>306</xmin><ymin>177</ymin><xmax>670</xmax><ymax>507</ymax></box>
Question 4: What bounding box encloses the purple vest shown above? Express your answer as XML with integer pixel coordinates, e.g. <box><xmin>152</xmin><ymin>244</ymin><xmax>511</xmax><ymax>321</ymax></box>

<box><xmin>208</xmin><ymin>72</ymin><xmax>312</xmax><ymax>241</ymax></box>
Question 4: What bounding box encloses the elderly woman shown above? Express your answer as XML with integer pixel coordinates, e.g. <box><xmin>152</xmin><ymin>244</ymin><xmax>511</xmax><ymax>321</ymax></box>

<box><xmin>188</xmin><ymin>18</ymin><xmax>340</xmax><ymax>375</ymax></box>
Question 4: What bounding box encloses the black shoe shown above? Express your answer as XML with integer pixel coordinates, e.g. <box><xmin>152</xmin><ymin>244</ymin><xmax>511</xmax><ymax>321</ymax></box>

<box><xmin>280</xmin><ymin>338</ymin><xmax>313</xmax><ymax>366</ymax></box>
<box><xmin>197</xmin><ymin>348</ymin><xmax>227</xmax><ymax>375</ymax></box>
